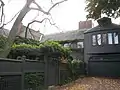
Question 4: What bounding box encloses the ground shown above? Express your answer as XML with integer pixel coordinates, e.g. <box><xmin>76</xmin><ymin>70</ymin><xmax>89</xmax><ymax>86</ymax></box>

<box><xmin>55</xmin><ymin>77</ymin><xmax>120</xmax><ymax>90</ymax></box>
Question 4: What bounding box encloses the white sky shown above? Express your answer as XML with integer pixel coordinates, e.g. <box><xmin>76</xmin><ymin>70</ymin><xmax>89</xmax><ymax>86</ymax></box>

<box><xmin>3</xmin><ymin>0</ymin><xmax>120</xmax><ymax>35</ymax></box>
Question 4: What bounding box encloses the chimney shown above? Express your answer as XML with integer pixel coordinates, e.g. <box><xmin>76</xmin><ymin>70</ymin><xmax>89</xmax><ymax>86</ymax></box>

<box><xmin>97</xmin><ymin>17</ymin><xmax>112</xmax><ymax>27</ymax></box>
<box><xmin>79</xmin><ymin>20</ymin><xmax>92</xmax><ymax>29</ymax></box>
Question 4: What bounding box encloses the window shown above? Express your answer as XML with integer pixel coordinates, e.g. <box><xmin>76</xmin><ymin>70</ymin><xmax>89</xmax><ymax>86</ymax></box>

<box><xmin>92</xmin><ymin>35</ymin><xmax>96</xmax><ymax>46</ymax></box>
<box><xmin>92</xmin><ymin>32</ymin><xmax>119</xmax><ymax>46</ymax></box>
<box><xmin>102</xmin><ymin>34</ymin><xmax>107</xmax><ymax>44</ymax></box>
<box><xmin>71</xmin><ymin>43</ymin><xmax>77</xmax><ymax>48</ymax></box>
<box><xmin>108</xmin><ymin>33</ymin><xmax>113</xmax><ymax>44</ymax></box>
<box><xmin>97</xmin><ymin>34</ymin><xmax>101</xmax><ymax>45</ymax></box>
<box><xmin>113</xmin><ymin>32</ymin><xmax>119</xmax><ymax>44</ymax></box>
<box><xmin>64</xmin><ymin>43</ymin><xmax>70</xmax><ymax>47</ymax></box>
<box><xmin>77</xmin><ymin>42</ymin><xmax>83</xmax><ymax>48</ymax></box>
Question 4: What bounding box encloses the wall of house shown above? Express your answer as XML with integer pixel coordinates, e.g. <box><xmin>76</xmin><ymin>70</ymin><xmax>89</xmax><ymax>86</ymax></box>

<box><xmin>70</xmin><ymin>49</ymin><xmax>84</xmax><ymax>60</ymax></box>
<box><xmin>62</xmin><ymin>40</ymin><xmax>84</xmax><ymax>61</ymax></box>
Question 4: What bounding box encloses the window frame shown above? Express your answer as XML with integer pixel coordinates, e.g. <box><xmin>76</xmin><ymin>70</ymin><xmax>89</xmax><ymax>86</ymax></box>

<box><xmin>92</xmin><ymin>34</ymin><xmax>97</xmax><ymax>46</ymax></box>
<box><xmin>113</xmin><ymin>32</ymin><xmax>119</xmax><ymax>44</ymax></box>
<box><xmin>77</xmin><ymin>41</ymin><xmax>84</xmax><ymax>48</ymax></box>
<box><xmin>97</xmin><ymin>34</ymin><xmax>102</xmax><ymax>45</ymax></box>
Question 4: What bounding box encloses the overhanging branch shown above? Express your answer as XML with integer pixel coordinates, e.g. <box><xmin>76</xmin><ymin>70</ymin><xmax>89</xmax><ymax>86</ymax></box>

<box><xmin>25</xmin><ymin>18</ymin><xmax>55</xmax><ymax>39</ymax></box>
<box><xmin>48</xmin><ymin>0</ymin><xmax>67</xmax><ymax>13</ymax></box>
<box><xmin>30</xmin><ymin>0</ymin><xmax>68</xmax><ymax>15</ymax></box>
<box><xmin>0</xmin><ymin>0</ymin><xmax>5</xmax><ymax>29</ymax></box>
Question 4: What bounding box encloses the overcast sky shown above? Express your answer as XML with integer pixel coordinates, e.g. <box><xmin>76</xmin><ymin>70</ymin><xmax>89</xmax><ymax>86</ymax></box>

<box><xmin>3</xmin><ymin>0</ymin><xmax>120</xmax><ymax>35</ymax></box>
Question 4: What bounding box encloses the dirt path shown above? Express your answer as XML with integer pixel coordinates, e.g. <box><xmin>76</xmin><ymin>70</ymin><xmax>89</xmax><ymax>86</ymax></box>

<box><xmin>55</xmin><ymin>77</ymin><xmax>120</xmax><ymax>90</ymax></box>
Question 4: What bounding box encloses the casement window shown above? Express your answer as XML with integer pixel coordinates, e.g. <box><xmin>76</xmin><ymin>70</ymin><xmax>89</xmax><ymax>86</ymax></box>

<box><xmin>102</xmin><ymin>34</ymin><xmax>107</xmax><ymax>44</ymax></box>
<box><xmin>97</xmin><ymin>34</ymin><xmax>102</xmax><ymax>45</ymax></box>
<box><xmin>108</xmin><ymin>33</ymin><xmax>113</xmax><ymax>44</ymax></box>
<box><xmin>113</xmin><ymin>32</ymin><xmax>119</xmax><ymax>44</ymax></box>
<box><xmin>92</xmin><ymin>35</ymin><xmax>96</xmax><ymax>46</ymax></box>
<box><xmin>92</xmin><ymin>32</ymin><xmax>119</xmax><ymax>46</ymax></box>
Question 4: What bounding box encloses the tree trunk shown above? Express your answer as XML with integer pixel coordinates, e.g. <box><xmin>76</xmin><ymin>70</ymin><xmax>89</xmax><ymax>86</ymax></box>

<box><xmin>0</xmin><ymin>0</ymin><xmax>33</xmax><ymax>58</ymax></box>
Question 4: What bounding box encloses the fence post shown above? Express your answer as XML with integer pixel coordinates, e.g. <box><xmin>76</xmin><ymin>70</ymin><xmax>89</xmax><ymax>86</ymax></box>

<box><xmin>58</xmin><ymin>58</ymin><xmax>60</xmax><ymax>85</ymax></box>
<box><xmin>21</xmin><ymin>55</ymin><xmax>26</xmax><ymax>90</ymax></box>
<box><xmin>44</xmin><ymin>54</ymin><xmax>48</xmax><ymax>88</ymax></box>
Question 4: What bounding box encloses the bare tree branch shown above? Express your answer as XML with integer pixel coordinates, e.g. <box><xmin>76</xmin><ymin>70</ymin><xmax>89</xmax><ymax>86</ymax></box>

<box><xmin>31</xmin><ymin>0</ymin><xmax>49</xmax><ymax>14</ymax></box>
<box><xmin>30</xmin><ymin>7</ymin><xmax>49</xmax><ymax>15</ymax></box>
<box><xmin>0</xmin><ymin>4</ymin><xmax>4</xmax><ymax>22</ymax></box>
<box><xmin>0</xmin><ymin>0</ymin><xmax>5</xmax><ymax>29</ymax></box>
<box><xmin>48</xmin><ymin>0</ymin><xmax>67</xmax><ymax>13</ymax></box>
<box><xmin>49</xmin><ymin>14</ymin><xmax>62</xmax><ymax>32</ymax></box>
<box><xmin>5</xmin><ymin>10</ymin><xmax>20</xmax><ymax>25</ymax></box>
<box><xmin>25</xmin><ymin>18</ymin><xmax>55</xmax><ymax>38</ymax></box>
<box><xmin>0</xmin><ymin>0</ymin><xmax>4</xmax><ymax>6</ymax></box>
<box><xmin>30</xmin><ymin>0</ymin><xmax>67</xmax><ymax>15</ymax></box>
<box><xmin>0</xmin><ymin>14</ymin><xmax>5</xmax><ymax>28</ymax></box>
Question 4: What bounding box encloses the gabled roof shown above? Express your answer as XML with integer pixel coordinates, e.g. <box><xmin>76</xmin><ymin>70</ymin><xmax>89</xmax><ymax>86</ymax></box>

<box><xmin>41</xmin><ymin>29</ymin><xmax>87</xmax><ymax>42</ymax></box>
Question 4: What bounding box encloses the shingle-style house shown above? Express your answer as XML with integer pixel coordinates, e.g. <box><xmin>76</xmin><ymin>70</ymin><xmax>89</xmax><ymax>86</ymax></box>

<box><xmin>41</xmin><ymin>29</ymin><xmax>86</xmax><ymax>60</ymax></box>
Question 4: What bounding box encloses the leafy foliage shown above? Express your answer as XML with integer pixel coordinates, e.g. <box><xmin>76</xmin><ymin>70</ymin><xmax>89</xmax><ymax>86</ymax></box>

<box><xmin>6</xmin><ymin>39</ymin><xmax>71</xmax><ymax>60</ymax></box>
<box><xmin>42</xmin><ymin>41</ymin><xmax>71</xmax><ymax>58</ymax></box>
<box><xmin>25</xmin><ymin>73</ymin><xmax>44</xmax><ymax>89</ymax></box>
<box><xmin>14</xmin><ymin>36</ymin><xmax>41</xmax><ymax>45</ymax></box>
<box><xmin>85</xmin><ymin>0</ymin><xmax>120</xmax><ymax>20</ymax></box>
<box><xmin>67</xmin><ymin>59</ymin><xmax>85</xmax><ymax>80</ymax></box>
<box><xmin>60</xmin><ymin>59</ymin><xmax>85</xmax><ymax>85</ymax></box>
<box><xmin>0</xmin><ymin>35</ymin><xmax>7</xmax><ymax>51</ymax></box>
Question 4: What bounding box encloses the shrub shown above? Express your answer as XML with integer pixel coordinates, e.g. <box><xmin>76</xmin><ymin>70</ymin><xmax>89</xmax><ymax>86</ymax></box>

<box><xmin>67</xmin><ymin>59</ymin><xmax>85</xmax><ymax>80</ymax></box>
<box><xmin>25</xmin><ymin>72</ymin><xmax>44</xmax><ymax>89</ymax></box>
<box><xmin>7</xmin><ymin>40</ymin><xmax>72</xmax><ymax>60</ymax></box>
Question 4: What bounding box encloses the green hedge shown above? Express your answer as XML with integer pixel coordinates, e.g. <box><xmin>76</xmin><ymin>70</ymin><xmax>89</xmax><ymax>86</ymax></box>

<box><xmin>9</xmin><ymin>41</ymin><xmax>71</xmax><ymax>59</ymax></box>
<box><xmin>0</xmin><ymin>35</ymin><xmax>70</xmax><ymax>59</ymax></box>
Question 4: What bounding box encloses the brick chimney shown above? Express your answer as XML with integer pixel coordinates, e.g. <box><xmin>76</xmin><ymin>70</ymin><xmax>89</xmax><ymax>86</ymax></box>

<box><xmin>79</xmin><ymin>20</ymin><xmax>92</xmax><ymax>29</ymax></box>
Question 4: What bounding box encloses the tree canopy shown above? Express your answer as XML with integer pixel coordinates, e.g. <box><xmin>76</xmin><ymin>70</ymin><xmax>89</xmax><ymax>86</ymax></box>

<box><xmin>85</xmin><ymin>0</ymin><xmax>120</xmax><ymax>20</ymax></box>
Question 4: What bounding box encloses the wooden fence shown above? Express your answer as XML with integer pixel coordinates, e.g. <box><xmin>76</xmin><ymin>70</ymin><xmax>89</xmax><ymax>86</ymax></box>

<box><xmin>0</xmin><ymin>52</ymin><xmax>60</xmax><ymax>90</ymax></box>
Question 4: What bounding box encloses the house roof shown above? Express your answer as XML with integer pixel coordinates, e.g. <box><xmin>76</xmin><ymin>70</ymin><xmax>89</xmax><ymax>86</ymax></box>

<box><xmin>41</xmin><ymin>29</ymin><xmax>87</xmax><ymax>42</ymax></box>
<box><xmin>0</xmin><ymin>28</ymin><xmax>9</xmax><ymax>37</ymax></box>
<box><xmin>0</xmin><ymin>24</ymin><xmax>43</xmax><ymax>41</ymax></box>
